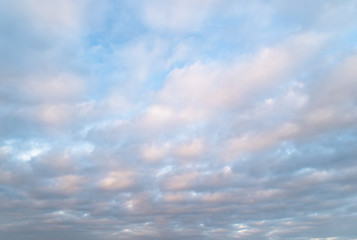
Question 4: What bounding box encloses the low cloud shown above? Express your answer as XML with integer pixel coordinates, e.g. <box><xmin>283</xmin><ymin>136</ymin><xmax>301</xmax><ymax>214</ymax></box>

<box><xmin>1</xmin><ymin>1</ymin><xmax>357</xmax><ymax>240</ymax></box>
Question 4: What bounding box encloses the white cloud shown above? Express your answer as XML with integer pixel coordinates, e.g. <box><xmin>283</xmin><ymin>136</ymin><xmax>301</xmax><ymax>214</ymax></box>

<box><xmin>32</xmin><ymin>103</ymin><xmax>74</xmax><ymax>128</ymax></box>
<box><xmin>296</xmin><ymin>52</ymin><xmax>357</xmax><ymax>136</ymax></box>
<box><xmin>21</xmin><ymin>0</ymin><xmax>87</xmax><ymax>34</ymax></box>
<box><xmin>162</xmin><ymin>171</ymin><xmax>200</xmax><ymax>191</ymax></box>
<box><xmin>1</xmin><ymin>1</ymin><xmax>357</xmax><ymax>240</ymax></box>
<box><xmin>24</xmin><ymin>73</ymin><xmax>84</xmax><ymax>103</ymax></box>
<box><xmin>173</xmin><ymin>139</ymin><xmax>205</xmax><ymax>159</ymax></box>
<box><xmin>225</xmin><ymin>122</ymin><xmax>300</xmax><ymax>157</ymax></box>
<box><xmin>158</xmin><ymin>32</ymin><xmax>325</xmax><ymax>113</ymax></box>
<box><xmin>141</xmin><ymin>142</ymin><xmax>171</xmax><ymax>163</ymax></box>
<box><xmin>99</xmin><ymin>170</ymin><xmax>136</xmax><ymax>191</ymax></box>
<box><xmin>138</xmin><ymin>104</ymin><xmax>206</xmax><ymax>134</ymax></box>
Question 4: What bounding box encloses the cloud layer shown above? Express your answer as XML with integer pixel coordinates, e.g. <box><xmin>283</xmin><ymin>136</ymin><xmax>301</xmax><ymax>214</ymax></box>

<box><xmin>1</xmin><ymin>1</ymin><xmax>357</xmax><ymax>239</ymax></box>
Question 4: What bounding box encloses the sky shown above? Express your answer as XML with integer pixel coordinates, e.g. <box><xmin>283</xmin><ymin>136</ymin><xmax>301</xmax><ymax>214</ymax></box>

<box><xmin>1</xmin><ymin>0</ymin><xmax>357</xmax><ymax>239</ymax></box>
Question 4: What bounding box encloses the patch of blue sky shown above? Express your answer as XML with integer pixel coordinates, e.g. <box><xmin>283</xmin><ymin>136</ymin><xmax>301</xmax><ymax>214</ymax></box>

<box><xmin>0</xmin><ymin>138</ymin><xmax>50</xmax><ymax>162</ymax></box>
<box><xmin>326</xmin><ymin>28</ymin><xmax>357</xmax><ymax>56</ymax></box>
<box><xmin>85</xmin><ymin>3</ymin><xmax>147</xmax><ymax>48</ymax></box>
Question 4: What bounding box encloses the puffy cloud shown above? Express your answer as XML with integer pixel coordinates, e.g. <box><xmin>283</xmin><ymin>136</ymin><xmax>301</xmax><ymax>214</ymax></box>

<box><xmin>141</xmin><ymin>142</ymin><xmax>171</xmax><ymax>163</ymax></box>
<box><xmin>98</xmin><ymin>170</ymin><xmax>136</xmax><ymax>191</ymax></box>
<box><xmin>158</xmin><ymin>33</ymin><xmax>325</xmax><ymax>112</ymax></box>
<box><xmin>1</xmin><ymin>1</ymin><xmax>357</xmax><ymax>240</ymax></box>
<box><xmin>174</xmin><ymin>139</ymin><xmax>205</xmax><ymax>159</ymax></box>
<box><xmin>162</xmin><ymin>170</ymin><xmax>200</xmax><ymax>191</ymax></box>
<box><xmin>23</xmin><ymin>73</ymin><xmax>84</xmax><ymax>103</ymax></box>
<box><xmin>53</xmin><ymin>175</ymin><xmax>87</xmax><ymax>194</ymax></box>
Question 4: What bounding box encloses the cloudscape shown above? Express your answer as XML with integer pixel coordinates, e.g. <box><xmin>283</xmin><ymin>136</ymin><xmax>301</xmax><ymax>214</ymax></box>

<box><xmin>1</xmin><ymin>1</ymin><xmax>357</xmax><ymax>239</ymax></box>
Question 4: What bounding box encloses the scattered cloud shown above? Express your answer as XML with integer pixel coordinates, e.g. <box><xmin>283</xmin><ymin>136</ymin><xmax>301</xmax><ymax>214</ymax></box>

<box><xmin>1</xmin><ymin>1</ymin><xmax>357</xmax><ymax>240</ymax></box>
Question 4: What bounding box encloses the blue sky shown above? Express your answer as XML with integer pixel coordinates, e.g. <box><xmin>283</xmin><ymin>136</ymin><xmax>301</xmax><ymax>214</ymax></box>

<box><xmin>1</xmin><ymin>1</ymin><xmax>357</xmax><ymax>239</ymax></box>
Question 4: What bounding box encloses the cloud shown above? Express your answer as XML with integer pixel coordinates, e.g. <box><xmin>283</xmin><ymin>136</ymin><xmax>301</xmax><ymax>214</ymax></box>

<box><xmin>141</xmin><ymin>142</ymin><xmax>171</xmax><ymax>163</ymax></box>
<box><xmin>158</xmin><ymin>33</ymin><xmax>325</xmax><ymax>111</ymax></box>
<box><xmin>24</xmin><ymin>73</ymin><xmax>84</xmax><ymax>103</ymax></box>
<box><xmin>139</xmin><ymin>0</ymin><xmax>220</xmax><ymax>32</ymax></box>
<box><xmin>53</xmin><ymin>175</ymin><xmax>87</xmax><ymax>194</ymax></box>
<box><xmin>174</xmin><ymin>139</ymin><xmax>205</xmax><ymax>159</ymax></box>
<box><xmin>98</xmin><ymin>170</ymin><xmax>136</xmax><ymax>191</ymax></box>
<box><xmin>162</xmin><ymin>170</ymin><xmax>200</xmax><ymax>191</ymax></box>
<box><xmin>1</xmin><ymin>1</ymin><xmax>357</xmax><ymax>240</ymax></box>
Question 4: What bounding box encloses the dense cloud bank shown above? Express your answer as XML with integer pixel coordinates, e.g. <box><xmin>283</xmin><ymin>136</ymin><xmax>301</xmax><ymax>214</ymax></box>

<box><xmin>1</xmin><ymin>0</ymin><xmax>357</xmax><ymax>239</ymax></box>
